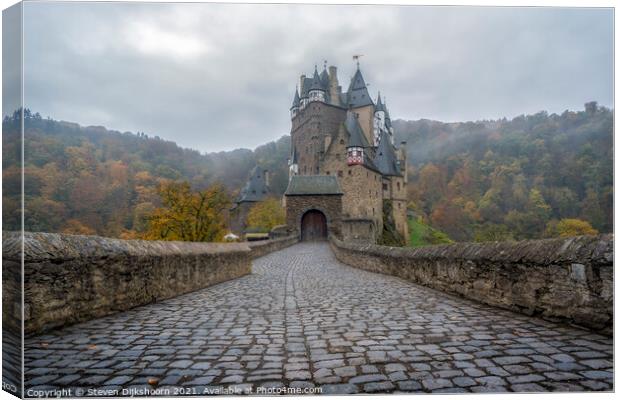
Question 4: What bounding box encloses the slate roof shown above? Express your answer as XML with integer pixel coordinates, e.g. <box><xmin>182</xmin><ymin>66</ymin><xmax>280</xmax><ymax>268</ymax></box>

<box><xmin>291</xmin><ymin>88</ymin><xmax>300</xmax><ymax>109</ymax></box>
<box><xmin>310</xmin><ymin>67</ymin><xmax>324</xmax><ymax>91</ymax></box>
<box><xmin>285</xmin><ymin>175</ymin><xmax>343</xmax><ymax>196</ymax></box>
<box><xmin>374</xmin><ymin>131</ymin><xmax>402</xmax><ymax>177</ymax></box>
<box><xmin>375</xmin><ymin>92</ymin><xmax>386</xmax><ymax>112</ymax></box>
<box><xmin>347</xmin><ymin>68</ymin><xmax>374</xmax><ymax>108</ymax></box>
<box><xmin>320</xmin><ymin>68</ymin><xmax>329</xmax><ymax>88</ymax></box>
<box><xmin>300</xmin><ymin>77</ymin><xmax>313</xmax><ymax>98</ymax></box>
<box><xmin>345</xmin><ymin>112</ymin><xmax>371</xmax><ymax>148</ymax></box>
<box><xmin>236</xmin><ymin>166</ymin><xmax>270</xmax><ymax>203</ymax></box>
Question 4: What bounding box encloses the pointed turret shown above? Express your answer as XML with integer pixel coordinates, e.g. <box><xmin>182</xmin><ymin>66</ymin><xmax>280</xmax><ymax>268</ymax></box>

<box><xmin>345</xmin><ymin>111</ymin><xmax>372</xmax><ymax>166</ymax></box>
<box><xmin>347</xmin><ymin>68</ymin><xmax>374</xmax><ymax>108</ymax></box>
<box><xmin>375</xmin><ymin>92</ymin><xmax>386</xmax><ymax>113</ymax></box>
<box><xmin>320</xmin><ymin>67</ymin><xmax>329</xmax><ymax>88</ymax></box>
<box><xmin>308</xmin><ymin>65</ymin><xmax>326</xmax><ymax>103</ymax></box>
<box><xmin>310</xmin><ymin>66</ymin><xmax>323</xmax><ymax>91</ymax></box>
<box><xmin>290</xmin><ymin>88</ymin><xmax>300</xmax><ymax>118</ymax></box>
<box><xmin>291</xmin><ymin>88</ymin><xmax>300</xmax><ymax>110</ymax></box>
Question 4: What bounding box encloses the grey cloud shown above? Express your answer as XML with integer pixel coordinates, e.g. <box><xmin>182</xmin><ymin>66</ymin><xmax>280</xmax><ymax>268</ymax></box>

<box><xmin>20</xmin><ymin>3</ymin><xmax>613</xmax><ymax>152</ymax></box>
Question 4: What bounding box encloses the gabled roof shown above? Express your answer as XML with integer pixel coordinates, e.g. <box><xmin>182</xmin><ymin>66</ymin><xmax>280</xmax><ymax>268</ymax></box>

<box><xmin>347</xmin><ymin>68</ymin><xmax>374</xmax><ymax>108</ymax></box>
<box><xmin>285</xmin><ymin>175</ymin><xmax>343</xmax><ymax>196</ymax></box>
<box><xmin>345</xmin><ymin>112</ymin><xmax>371</xmax><ymax>148</ymax></box>
<box><xmin>236</xmin><ymin>166</ymin><xmax>270</xmax><ymax>203</ymax></box>
<box><xmin>291</xmin><ymin>88</ymin><xmax>300</xmax><ymax>110</ymax></box>
<box><xmin>374</xmin><ymin>130</ymin><xmax>402</xmax><ymax>177</ymax></box>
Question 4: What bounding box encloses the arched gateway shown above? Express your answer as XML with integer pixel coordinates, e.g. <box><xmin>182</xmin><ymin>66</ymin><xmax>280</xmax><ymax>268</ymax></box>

<box><xmin>301</xmin><ymin>210</ymin><xmax>327</xmax><ymax>241</ymax></box>
<box><xmin>284</xmin><ymin>175</ymin><xmax>343</xmax><ymax>240</ymax></box>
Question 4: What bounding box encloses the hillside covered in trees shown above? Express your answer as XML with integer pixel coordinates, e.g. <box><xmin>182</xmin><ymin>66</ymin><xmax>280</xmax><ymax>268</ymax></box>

<box><xmin>2</xmin><ymin>109</ymin><xmax>290</xmax><ymax>237</ymax></box>
<box><xmin>395</xmin><ymin>102</ymin><xmax>612</xmax><ymax>241</ymax></box>
<box><xmin>3</xmin><ymin>102</ymin><xmax>612</xmax><ymax>242</ymax></box>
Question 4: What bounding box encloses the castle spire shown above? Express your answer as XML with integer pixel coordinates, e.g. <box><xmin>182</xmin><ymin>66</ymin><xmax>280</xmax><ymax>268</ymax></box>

<box><xmin>310</xmin><ymin>65</ymin><xmax>323</xmax><ymax>91</ymax></box>
<box><xmin>291</xmin><ymin>88</ymin><xmax>300</xmax><ymax>110</ymax></box>
<box><xmin>347</xmin><ymin>67</ymin><xmax>373</xmax><ymax>108</ymax></box>
<box><xmin>375</xmin><ymin>92</ymin><xmax>385</xmax><ymax>112</ymax></box>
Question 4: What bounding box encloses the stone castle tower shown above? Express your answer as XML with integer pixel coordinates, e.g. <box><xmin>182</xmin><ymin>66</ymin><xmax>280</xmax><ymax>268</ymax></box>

<box><xmin>284</xmin><ymin>62</ymin><xmax>408</xmax><ymax>243</ymax></box>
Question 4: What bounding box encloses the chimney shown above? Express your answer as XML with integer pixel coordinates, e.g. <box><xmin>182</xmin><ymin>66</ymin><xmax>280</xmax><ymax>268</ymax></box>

<box><xmin>264</xmin><ymin>169</ymin><xmax>270</xmax><ymax>188</ymax></box>
<box><xmin>328</xmin><ymin>66</ymin><xmax>340</xmax><ymax>106</ymax></box>
<box><xmin>299</xmin><ymin>74</ymin><xmax>306</xmax><ymax>96</ymax></box>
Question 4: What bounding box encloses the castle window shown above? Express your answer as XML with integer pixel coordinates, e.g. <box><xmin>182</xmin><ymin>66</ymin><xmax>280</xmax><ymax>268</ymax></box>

<box><xmin>316</xmin><ymin>166</ymin><xmax>319</xmax><ymax>173</ymax></box>
<box><xmin>383</xmin><ymin>183</ymin><xmax>388</xmax><ymax>191</ymax></box>
<box><xmin>340</xmin><ymin>139</ymin><xmax>344</xmax><ymax>145</ymax></box>
<box><xmin>338</xmin><ymin>171</ymin><xmax>343</xmax><ymax>177</ymax></box>
<box><xmin>398</xmin><ymin>202</ymin><xmax>401</xmax><ymax>209</ymax></box>
<box><xmin>397</xmin><ymin>182</ymin><xmax>401</xmax><ymax>191</ymax></box>
<box><xmin>348</xmin><ymin>170</ymin><xmax>352</xmax><ymax>176</ymax></box>
<box><xmin>326</xmin><ymin>171</ymin><xmax>330</xmax><ymax>175</ymax></box>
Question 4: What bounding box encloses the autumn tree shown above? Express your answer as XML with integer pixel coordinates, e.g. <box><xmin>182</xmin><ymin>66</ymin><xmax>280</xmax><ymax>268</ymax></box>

<box><xmin>246</xmin><ymin>198</ymin><xmax>285</xmax><ymax>233</ymax></box>
<box><xmin>545</xmin><ymin>218</ymin><xmax>598</xmax><ymax>238</ymax></box>
<box><xmin>143</xmin><ymin>181</ymin><xmax>230</xmax><ymax>242</ymax></box>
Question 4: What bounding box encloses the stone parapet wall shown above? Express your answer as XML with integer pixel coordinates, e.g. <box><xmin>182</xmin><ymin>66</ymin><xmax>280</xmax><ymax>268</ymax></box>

<box><xmin>3</xmin><ymin>232</ymin><xmax>258</xmax><ymax>336</ymax></box>
<box><xmin>248</xmin><ymin>235</ymin><xmax>298</xmax><ymax>259</ymax></box>
<box><xmin>330</xmin><ymin>235</ymin><xmax>613</xmax><ymax>334</ymax></box>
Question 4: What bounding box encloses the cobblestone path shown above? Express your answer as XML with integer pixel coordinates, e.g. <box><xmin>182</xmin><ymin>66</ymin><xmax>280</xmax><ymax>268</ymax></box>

<box><xmin>25</xmin><ymin>243</ymin><xmax>613</xmax><ymax>395</ymax></box>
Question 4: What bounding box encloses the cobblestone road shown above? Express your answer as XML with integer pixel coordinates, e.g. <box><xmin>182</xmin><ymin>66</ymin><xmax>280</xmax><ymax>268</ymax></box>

<box><xmin>25</xmin><ymin>243</ymin><xmax>613</xmax><ymax>395</ymax></box>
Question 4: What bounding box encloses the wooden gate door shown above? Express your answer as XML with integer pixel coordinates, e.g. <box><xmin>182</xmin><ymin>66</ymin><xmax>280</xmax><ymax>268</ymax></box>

<box><xmin>301</xmin><ymin>210</ymin><xmax>327</xmax><ymax>241</ymax></box>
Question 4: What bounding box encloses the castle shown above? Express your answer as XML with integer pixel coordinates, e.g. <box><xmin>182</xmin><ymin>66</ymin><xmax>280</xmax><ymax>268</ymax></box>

<box><xmin>283</xmin><ymin>62</ymin><xmax>408</xmax><ymax>243</ymax></box>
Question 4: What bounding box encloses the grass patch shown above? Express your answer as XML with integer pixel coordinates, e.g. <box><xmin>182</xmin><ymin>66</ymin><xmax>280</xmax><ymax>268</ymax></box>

<box><xmin>408</xmin><ymin>217</ymin><xmax>453</xmax><ymax>247</ymax></box>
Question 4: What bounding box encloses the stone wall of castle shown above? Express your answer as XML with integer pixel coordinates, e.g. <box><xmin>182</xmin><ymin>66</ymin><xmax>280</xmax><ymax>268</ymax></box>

<box><xmin>330</xmin><ymin>235</ymin><xmax>613</xmax><ymax>335</ymax></box>
<box><xmin>389</xmin><ymin>175</ymin><xmax>408</xmax><ymax>239</ymax></box>
<box><xmin>352</xmin><ymin>104</ymin><xmax>375</xmax><ymax>145</ymax></box>
<box><xmin>320</xmin><ymin>126</ymin><xmax>383</xmax><ymax>237</ymax></box>
<box><xmin>291</xmin><ymin>102</ymin><xmax>346</xmax><ymax>176</ymax></box>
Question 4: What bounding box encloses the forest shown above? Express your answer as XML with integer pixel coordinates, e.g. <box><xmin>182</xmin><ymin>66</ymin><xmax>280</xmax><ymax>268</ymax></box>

<box><xmin>2</xmin><ymin>102</ymin><xmax>612</xmax><ymax>242</ymax></box>
<box><xmin>395</xmin><ymin>102</ymin><xmax>612</xmax><ymax>241</ymax></box>
<box><xmin>2</xmin><ymin>109</ymin><xmax>290</xmax><ymax>238</ymax></box>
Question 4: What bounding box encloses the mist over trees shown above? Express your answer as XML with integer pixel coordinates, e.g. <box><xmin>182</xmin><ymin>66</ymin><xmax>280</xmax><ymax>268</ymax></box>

<box><xmin>395</xmin><ymin>102</ymin><xmax>612</xmax><ymax>241</ymax></box>
<box><xmin>2</xmin><ymin>111</ymin><xmax>290</xmax><ymax>238</ymax></box>
<box><xmin>2</xmin><ymin>102</ymin><xmax>612</xmax><ymax>242</ymax></box>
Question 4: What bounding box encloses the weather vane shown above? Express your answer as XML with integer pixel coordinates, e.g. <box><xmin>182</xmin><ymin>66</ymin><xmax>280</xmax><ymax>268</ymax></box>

<box><xmin>352</xmin><ymin>54</ymin><xmax>364</xmax><ymax>68</ymax></box>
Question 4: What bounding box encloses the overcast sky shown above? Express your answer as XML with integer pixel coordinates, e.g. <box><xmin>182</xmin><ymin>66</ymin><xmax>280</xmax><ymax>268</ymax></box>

<box><xmin>15</xmin><ymin>3</ymin><xmax>614</xmax><ymax>152</ymax></box>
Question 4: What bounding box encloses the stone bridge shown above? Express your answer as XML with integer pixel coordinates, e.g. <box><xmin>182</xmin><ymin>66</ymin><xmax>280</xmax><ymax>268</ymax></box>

<box><xmin>12</xmin><ymin>237</ymin><xmax>613</xmax><ymax>395</ymax></box>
